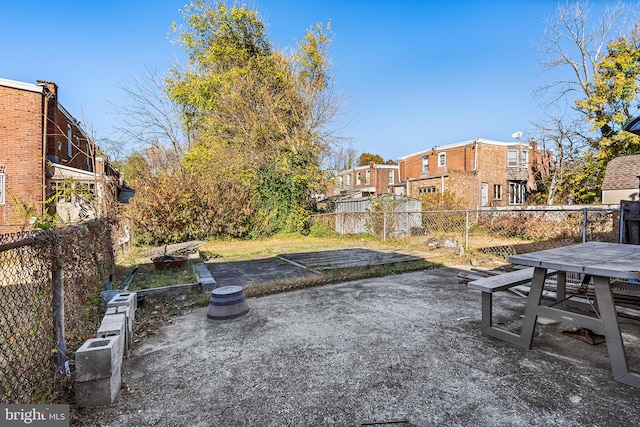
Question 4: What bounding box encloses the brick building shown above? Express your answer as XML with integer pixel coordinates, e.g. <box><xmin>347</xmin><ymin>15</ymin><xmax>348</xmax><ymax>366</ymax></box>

<box><xmin>331</xmin><ymin>162</ymin><xmax>399</xmax><ymax>198</ymax></box>
<box><xmin>397</xmin><ymin>138</ymin><xmax>550</xmax><ymax>209</ymax></box>
<box><xmin>0</xmin><ymin>78</ymin><xmax>129</xmax><ymax>233</ymax></box>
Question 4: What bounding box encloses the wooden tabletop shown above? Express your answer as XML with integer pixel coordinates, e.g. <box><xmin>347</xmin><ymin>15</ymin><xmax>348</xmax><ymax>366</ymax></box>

<box><xmin>509</xmin><ymin>242</ymin><xmax>640</xmax><ymax>280</ymax></box>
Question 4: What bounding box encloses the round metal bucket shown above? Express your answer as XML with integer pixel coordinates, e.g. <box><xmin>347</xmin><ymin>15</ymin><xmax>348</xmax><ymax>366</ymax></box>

<box><xmin>207</xmin><ymin>286</ymin><xmax>249</xmax><ymax>322</ymax></box>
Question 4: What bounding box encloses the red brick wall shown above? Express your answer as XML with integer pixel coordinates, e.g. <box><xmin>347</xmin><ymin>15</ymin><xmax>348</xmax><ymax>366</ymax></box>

<box><xmin>46</xmin><ymin>109</ymin><xmax>93</xmax><ymax>171</ymax></box>
<box><xmin>0</xmin><ymin>85</ymin><xmax>45</xmax><ymax>232</ymax></box>
<box><xmin>401</xmin><ymin>142</ymin><xmax>538</xmax><ymax>209</ymax></box>
<box><xmin>333</xmin><ymin>164</ymin><xmax>399</xmax><ymax>196</ymax></box>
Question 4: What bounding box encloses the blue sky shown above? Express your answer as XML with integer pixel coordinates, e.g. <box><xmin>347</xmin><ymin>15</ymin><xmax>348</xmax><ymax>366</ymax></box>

<box><xmin>0</xmin><ymin>1</ymin><xmax>615</xmax><ymax>162</ymax></box>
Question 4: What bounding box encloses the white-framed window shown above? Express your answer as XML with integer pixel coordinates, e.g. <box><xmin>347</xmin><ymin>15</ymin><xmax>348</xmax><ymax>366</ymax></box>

<box><xmin>75</xmin><ymin>136</ymin><xmax>81</xmax><ymax>162</ymax></box>
<box><xmin>422</xmin><ymin>155</ymin><xmax>429</xmax><ymax>173</ymax></box>
<box><xmin>507</xmin><ymin>149</ymin><xmax>518</xmax><ymax>167</ymax></box>
<box><xmin>438</xmin><ymin>153</ymin><xmax>446</xmax><ymax>167</ymax></box>
<box><xmin>509</xmin><ymin>181</ymin><xmax>525</xmax><ymax>204</ymax></box>
<box><xmin>346</xmin><ymin>174</ymin><xmax>352</xmax><ymax>186</ymax></box>
<box><xmin>493</xmin><ymin>184</ymin><xmax>502</xmax><ymax>200</ymax></box>
<box><xmin>67</xmin><ymin>125</ymin><xmax>73</xmax><ymax>158</ymax></box>
<box><xmin>419</xmin><ymin>186</ymin><xmax>437</xmax><ymax>195</ymax></box>
<box><xmin>86</xmin><ymin>140</ymin><xmax>93</xmax><ymax>172</ymax></box>
<box><xmin>338</xmin><ymin>175</ymin><xmax>343</xmax><ymax>187</ymax></box>
<box><xmin>521</xmin><ymin>150</ymin><xmax>529</xmax><ymax>168</ymax></box>
<box><xmin>51</xmin><ymin>182</ymin><xmax>71</xmax><ymax>203</ymax></box>
<box><xmin>388</xmin><ymin>170</ymin><xmax>394</xmax><ymax>185</ymax></box>
<box><xmin>365</xmin><ymin>170</ymin><xmax>370</xmax><ymax>185</ymax></box>
<box><xmin>0</xmin><ymin>173</ymin><xmax>5</xmax><ymax>205</ymax></box>
<box><xmin>356</xmin><ymin>172</ymin><xmax>361</xmax><ymax>185</ymax></box>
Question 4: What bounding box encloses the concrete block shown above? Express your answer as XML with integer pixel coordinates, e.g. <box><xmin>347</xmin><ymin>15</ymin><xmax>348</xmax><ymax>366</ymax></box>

<box><xmin>75</xmin><ymin>366</ymin><xmax>122</xmax><ymax>407</ymax></box>
<box><xmin>96</xmin><ymin>314</ymin><xmax>125</xmax><ymax>361</ymax></box>
<box><xmin>75</xmin><ymin>336</ymin><xmax>122</xmax><ymax>382</ymax></box>
<box><xmin>107</xmin><ymin>292</ymin><xmax>137</xmax><ymax>321</ymax></box>
<box><xmin>97</xmin><ymin>313</ymin><xmax>125</xmax><ymax>338</ymax></box>
<box><xmin>106</xmin><ymin>306</ymin><xmax>133</xmax><ymax>352</ymax></box>
<box><xmin>193</xmin><ymin>262</ymin><xmax>216</xmax><ymax>292</ymax></box>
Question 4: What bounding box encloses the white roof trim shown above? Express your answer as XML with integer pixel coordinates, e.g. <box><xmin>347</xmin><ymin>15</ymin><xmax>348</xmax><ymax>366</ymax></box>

<box><xmin>0</xmin><ymin>77</ymin><xmax>44</xmax><ymax>93</ymax></box>
<box><xmin>48</xmin><ymin>162</ymin><xmax>97</xmax><ymax>180</ymax></box>
<box><xmin>398</xmin><ymin>138</ymin><xmax>530</xmax><ymax>160</ymax></box>
<box><xmin>337</xmin><ymin>164</ymin><xmax>399</xmax><ymax>174</ymax></box>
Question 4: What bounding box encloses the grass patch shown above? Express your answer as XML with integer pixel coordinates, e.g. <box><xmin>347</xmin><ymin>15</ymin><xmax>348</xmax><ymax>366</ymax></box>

<box><xmin>196</xmin><ymin>235</ymin><xmax>371</xmax><ymax>262</ymax></box>
<box><xmin>244</xmin><ymin>259</ymin><xmax>440</xmax><ymax>298</ymax></box>
<box><xmin>113</xmin><ymin>248</ymin><xmax>198</xmax><ymax>291</ymax></box>
<box><xmin>125</xmin><ymin>262</ymin><xmax>198</xmax><ymax>291</ymax></box>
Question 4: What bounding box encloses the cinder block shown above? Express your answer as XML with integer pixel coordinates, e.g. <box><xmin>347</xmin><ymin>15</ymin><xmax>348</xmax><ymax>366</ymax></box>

<box><xmin>75</xmin><ymin>366</ymin><xmax>122</xmax><ymax>407</ymax></box>
<box><xmin>75</xmin><ymin>336</ymin><xmax>122</xmax><ymax>382</ymax></box>
<box><xmin>107</xmin><ymin>292</ymin><xmax>136</xmax><ymax>320</ymax></box>
<box><xmin>97</xmin><ymin>313</ymin><xmax>125</xmax><ymax>338</ymax></box>
<box><xmin>193</xmin><ymin>262</ymin><xmax>217</xmax><ymax>292</ymax></box>
<box><xmin>105</xmin><ymin>306</ymin><xmax>133</xmax><ymax>352</ymax></box>
<box><xmin>96</xmin><ymin>314</ymin><xmax>125</xmax><ymax>361</ymax></box>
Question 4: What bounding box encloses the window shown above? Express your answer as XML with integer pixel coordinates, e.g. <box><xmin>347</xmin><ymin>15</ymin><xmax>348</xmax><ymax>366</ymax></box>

<box><xmin>67</xmin><ymin>125</ymin><xmax>73</xmax><ymax>158</ymax></box>
<box><xmin>338</xmin><ymin>175</ymin><xmax>343</xmax><ymax>187</ymax></box>
<box><xmin>356</xmin><ymin>172</ymin><xmax>361</xmax><ymax>185</ymax></box>
<box><xmin>438</xmin><ymin>153</ymin><xmax>446</xmax><ymax>167</ymax></box>
<box><xmin>493</xmin><ymin>184</ymin><xmax>502</xmax><ymax>200</ymax></box>
<box><xmin>509</xmin><ymin>181</ymin><xmax>525</xmax><ymax>204</ymax></box>
<box><xmin>365</xmin><ymin>170</ymin><xmax>370</xmax><ymax>185</ymax></box>
<box><xmin>76</xmin><ymin>182</ymin><xmax>96</xmax><ymax>203</ymax></box>
<box><xmin>419</xmin><ymin>186</ymin><xmax>436</xmax><ymax>195</ymax></box>
<box><xmin>346</xmin><ymin>174</ymin><xmax>351</xmax><ymax>186</ymax></box>
<box><xmin>52</xmin><ymin>182</ymin><xmax>71</xmax><ymax>203</ymax></box>
<box><xmin>422</xmin><ymin>155</ymin><xmax>429</xmax><ymax>173</ymax></box>
<box><xmin>388</xmin><ymin>170</ymin><xmax>394</xmax><ymax>185</ymax></box>
<box><xmin>507</xmin><ymin>149</ymin><xmax>518</xmax><ymax>167</ymax></box>
<box><xmin>521</xmin><ymin>150</ymin><xmax>529</xmax><ymax>168</ymax></box>
<box><xmin>86</xmin><ymin>141</ymin><xmax>93</xmax><ymax>172</ymax></box>
<box><xmin>0</xmin><ymin>173</ymin><xmax>5</xmax><ymax>205</ymax></box>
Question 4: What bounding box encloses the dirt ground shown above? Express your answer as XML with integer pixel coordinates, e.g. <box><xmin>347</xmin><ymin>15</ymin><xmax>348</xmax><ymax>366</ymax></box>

<box><xmin>75</xmin><ymin>266</ymin><xmax>640</xmax><ymax>426</ymax></box>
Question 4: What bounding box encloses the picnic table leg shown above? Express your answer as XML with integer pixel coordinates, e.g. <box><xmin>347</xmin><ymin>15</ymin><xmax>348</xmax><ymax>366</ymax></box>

<box><xmin>593</xmin><ymin>275</ymin><xmax>640</xmax><ymax>388</ymax></box>
<box><xmin>519</xmin><ymin>267</ymin><xmax>547</xmax><ymax>349</ymax></box>
<box><xmin>556</xmin><ymin>271</ymin><xmax>566</xmax><ymax>301</ymax></box>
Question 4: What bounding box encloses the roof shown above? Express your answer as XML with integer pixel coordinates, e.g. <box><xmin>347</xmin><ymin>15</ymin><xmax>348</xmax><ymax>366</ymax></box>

<box><xmin>0</xmin><ymin>77</ymin><xmax>44</xmax><ymax>93</ymax></box>
<box><xmin>602</xmin><ymin>154</ymin><xmax>640</xmax><ymax>190</ymax></box>
<box><xmin>398</xmin><ymin>138</ymin><xmax>530</xmax><ymax>161</ymax></box>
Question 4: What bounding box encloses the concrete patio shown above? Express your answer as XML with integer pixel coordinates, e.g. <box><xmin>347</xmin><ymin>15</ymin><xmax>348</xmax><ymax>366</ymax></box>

<box><xmin>88</xmin><ymin>266</ymin><xmax>640</xmax><ymax>426</ymax></box>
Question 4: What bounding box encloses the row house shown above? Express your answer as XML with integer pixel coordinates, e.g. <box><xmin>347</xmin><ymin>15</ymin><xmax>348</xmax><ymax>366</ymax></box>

<box><xmin>331</xmin><ymin>162</ymin><xmax>400</xmax><ymax>198</ymax></box>
<box><xmin>396</xmin><ymin>138</ymin><xmax>550</xmax><ymax>209</ymax></box>
<box><xmin>0</xmin><ymin>78</ymin><xmax>131</xmax><ymax>233</ymax></box>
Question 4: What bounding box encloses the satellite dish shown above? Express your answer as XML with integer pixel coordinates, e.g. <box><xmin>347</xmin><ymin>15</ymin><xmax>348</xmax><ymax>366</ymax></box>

<box><xmin>511</xmin><ymin>131</ymin><xmax>523</xmax><ymax>140</ymax></box>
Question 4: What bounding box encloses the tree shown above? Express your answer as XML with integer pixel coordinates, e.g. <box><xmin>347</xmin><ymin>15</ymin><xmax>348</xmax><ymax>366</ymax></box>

<box><xmin>166</xmin><ymin>0</ymin><xmax>340</xmax><ymax>237</ymax></box>
<box><xmin>532</xmin><ymin>115</ymin><xmax>586</xmax><ymax>204</ymax></box>
<box><xmin>534</xmin><ymin>0</ymin><xmax>639</xmax><ymax>203</ymax></box>
<box><xmin>327</xmin><ymin>145</ymin><xmax>358</xmax><ymax>171</ymax></box>
<box><xmin>574</xmin><ymin>26</ymin><xmax>640</xmax><ymax>184</ymax></box>
<box><xmin>357</xmin><ymin>153</ymin><xmax>384</xmax><ymax>166</ymax></box>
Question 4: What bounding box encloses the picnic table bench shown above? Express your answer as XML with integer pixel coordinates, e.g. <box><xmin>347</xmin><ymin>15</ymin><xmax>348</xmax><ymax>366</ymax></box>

<box><xmin>468</xmin><ymin>267</ymin><xmax>565</xmax><ymax>346</ymax></box>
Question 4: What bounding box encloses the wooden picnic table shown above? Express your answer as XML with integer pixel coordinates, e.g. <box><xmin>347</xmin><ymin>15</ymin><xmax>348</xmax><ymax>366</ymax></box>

<box><xmin>508</xmin><ymin>241</ymin><xmax>640</xmax><ymax>388</ymax></box>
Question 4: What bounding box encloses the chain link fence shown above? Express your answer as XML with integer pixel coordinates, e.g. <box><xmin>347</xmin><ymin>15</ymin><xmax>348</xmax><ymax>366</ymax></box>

<box><xmin>0</xmin><ymin>219</ymin><xmax>120</xmax><ymax>403</ymax></box>
<box><xmin>314</xmin><ymin>207</ymin><xmax>619</xmax><ymax>260</ymax></box>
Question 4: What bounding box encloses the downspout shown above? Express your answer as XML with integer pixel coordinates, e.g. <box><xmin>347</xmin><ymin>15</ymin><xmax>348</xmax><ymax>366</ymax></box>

<box><xmin>473</xmin><ymin>139</ymin><xmax>478</xmax><ymax>171</ymax></box>
<box><xmin>474</xmin><ymin>139</ymin><xmax>480</xmax><ymax>210</ymax></box>
<box><xmin>41</xmin><ymin>89</ymin><xmax>50</xmax><ymax>218</ymax></box>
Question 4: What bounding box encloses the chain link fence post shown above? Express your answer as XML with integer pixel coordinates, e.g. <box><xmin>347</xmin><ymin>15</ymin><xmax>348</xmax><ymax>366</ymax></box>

<box><xmin>583</xmin><ymin>208</ymin><xmax>588</xmax><ymax>243</ymax></box>
<box><xmin>51</xmin><ymin>232</ymin><xmax>67</xmax><ymax>375</ymax></box>
<box><xmin>465</xmin><ymin>210</ymin><xmax>470</xmax><ymax>251</ymax></box>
